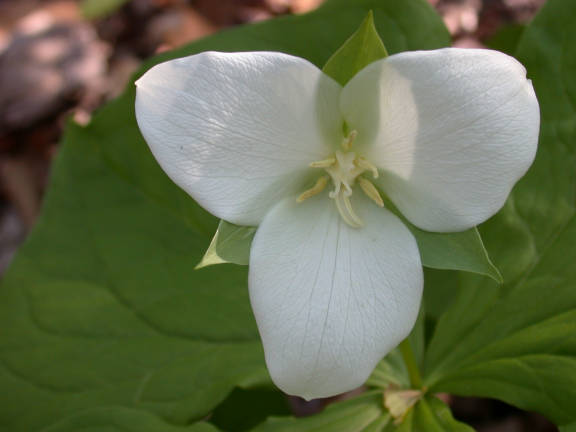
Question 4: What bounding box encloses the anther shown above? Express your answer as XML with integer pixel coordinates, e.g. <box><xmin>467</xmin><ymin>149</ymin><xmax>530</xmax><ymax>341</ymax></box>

<box><xmin>356</xmin><ymin>157</ymin><xmax>379</xmax><ymax>179</ymax></box>
<box><xmin>358</xmin><ymin>177</ymin><xmax>384</xmax><ymax>207</ymax></box>
<box><xmin>309</xmin><ymin>157</ymin><xmax>336</xmax><ymax>168</ymax></box>
<box><xmin>341</xmin><ymin>130</ymin><xmax>358</xmax><ymax>151</ymax></box>
<box><xmin>296</xmin><ymin>176</ymin><xmax>329</xmax><ymax>203</ymax></box>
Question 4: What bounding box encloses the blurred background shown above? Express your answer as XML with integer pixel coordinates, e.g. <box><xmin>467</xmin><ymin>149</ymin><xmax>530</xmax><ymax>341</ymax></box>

<box><xmin>0</xmin><ymin>0</ymin><xmax>552</xmax><ymax>430</ymax></box>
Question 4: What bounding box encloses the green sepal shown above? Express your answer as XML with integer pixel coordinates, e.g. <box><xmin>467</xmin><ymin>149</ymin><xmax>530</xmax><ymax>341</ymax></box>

<box><xmin>200</xmin><ymin>215</ymin><xmax>502</xmax><ymax>283</ymax></box>
<box><xmin>381</xmin><ymin>196</ymin><xmax>502</xmax><ymax>283</ymax></box>
<box><xmin>408</xmin><ymin>225</ymin><xmax>502</xmax><ymax>283</ymax></box>
<box><xmin>197</xmin><ymin>220</ymin><xmax>256</xmax><ymax>268</ymax></box>
<box><xmin>322</xmin><ymin>11</ymin><xmax>388</xmax><ymax>86</ymax></box>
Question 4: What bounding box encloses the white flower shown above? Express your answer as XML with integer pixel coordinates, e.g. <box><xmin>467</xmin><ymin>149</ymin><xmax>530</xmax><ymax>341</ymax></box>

<box><xmin>135</xmin><ymin>48</ymin><xmax>539</xmax><ymax>399</ymax></box>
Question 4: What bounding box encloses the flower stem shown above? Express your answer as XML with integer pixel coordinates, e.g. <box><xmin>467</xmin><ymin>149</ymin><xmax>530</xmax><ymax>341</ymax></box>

<box><xmin>399</xmin><ymin>338</ymin><xmax>423</xmax><ymax>389</ymax></box>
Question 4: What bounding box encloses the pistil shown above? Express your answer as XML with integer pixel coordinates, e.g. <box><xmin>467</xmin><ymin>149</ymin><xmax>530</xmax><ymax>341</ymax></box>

<box><xmin>333</xmin><ymin>189</ymin><xmax>363</xmax><ymax>228</ymax></box>
<box><xmin>341</xmin><ymin>130</ymin><xmax>357</xmax><ymax>151</ymax></box>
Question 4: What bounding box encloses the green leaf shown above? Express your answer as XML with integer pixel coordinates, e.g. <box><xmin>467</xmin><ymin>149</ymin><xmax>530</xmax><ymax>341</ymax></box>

<box><xmin>210</xmin><ymin>388</ymin><xmax>290</xmax><ymax>432</ymax></box>
<box><xmin>485</xmin><ymin>24</ymin><xmax>525</xmax><ymax>55</ymax></box>
<box><xmin>0</xmin><ymin>122</ymin><xmax>267</xmax><ymax>432</ymax></box>
<box><xmin>0</xmin><ymin>0</ymin><xmax>449</xmax><ymax>430</ymax></box>
<box><xmin>323</xmin><ymin>11</ymin><xmax>388</xmax><ymax>85</ymax></box>
<box><xmin>561</xmin><ymin>423</ymin><xmax>576</xmax><ymax>432</ymax></box>
<box><xmin>197</xmin><ymin>220</ymin><xmax>256</xmax><ymax>268</ymax></box>
<box><xmin>250</xmin><ymin>392</ymin><xmax>390</xmax><ymax>432</ymax></box>
<box><xmin>397</xmin><ymin>397</ymin><xmax>474</xmax><ymax>432</ymax></box>
<box><xmin>43</xmin><ymin>407</ymin><xmax>220</xmax><ymax>432</ymax></box>
<box><xmin>422</xmin><ymin>268</ymin><xmax>460</xmax><ymax>320</ymax></box>
<box><xmin>81</xmin><ymin>0</ymin><xmax>129</xmax><ymax>19</ymax></box>
<box><xmin>422</xmin><ymin>0</ymin><xmax>576</xmax><ymax>426</ymax></box>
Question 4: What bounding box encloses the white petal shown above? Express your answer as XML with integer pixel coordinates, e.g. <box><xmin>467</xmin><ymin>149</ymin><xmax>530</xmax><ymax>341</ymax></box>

<box><xmin>249</xmin><ymin>195</ymin><xmax>423</xmax><ymax>399</ymax></box>
<box><xmin>340</xmin><ymin>48</ymin><xmax>540</xmax><ymax>232</ymax></box>
<box><xmin>136</xmin><ymin>51</ymin><xmax>342</xmax><ymax>226</ymax></box>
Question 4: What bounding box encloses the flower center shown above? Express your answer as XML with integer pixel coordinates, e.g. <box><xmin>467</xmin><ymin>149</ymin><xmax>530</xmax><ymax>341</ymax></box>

<box><xmin>297</xmin><ymin>130</ymin><xmax>384</xmax><ymax>228</ymax></box>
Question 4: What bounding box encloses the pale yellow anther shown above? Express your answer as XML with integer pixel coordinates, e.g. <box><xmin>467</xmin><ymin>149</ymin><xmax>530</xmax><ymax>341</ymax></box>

<box><xmin>356</xmin><ymin>157</ymin><xmax>379</xmax><ymax>179</ymax></box>
<box><xmin>309</xmin><ymin>157</ymin><xmax>336</xmax><ymax>168</ymax></box>
<box><xmin>296</xmin><ymin>176</ymin><xmax>329</xmax><ymax>203</ymax></box>
<box><xmin>341</xmin><ymin>130</ymin><xmax>358</xmax><ymax>151</ymax></box>
<box><xmin>358</xmin><ymin>177</ymin><xmax>384</xmax><ymax>207</ymax></box>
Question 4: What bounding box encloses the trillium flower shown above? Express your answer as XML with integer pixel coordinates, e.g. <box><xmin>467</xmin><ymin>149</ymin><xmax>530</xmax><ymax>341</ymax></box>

<box><xmin>135</xmin><ymin>48</ymin><xmax>539</xmax><ymax>399</ymax></box>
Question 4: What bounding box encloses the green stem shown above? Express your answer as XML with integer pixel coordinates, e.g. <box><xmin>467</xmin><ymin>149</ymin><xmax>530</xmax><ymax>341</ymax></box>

<box><xmin>399</xmin><ymin>338</ymin><xmax>423</xmax><ymax>389</ymax></box>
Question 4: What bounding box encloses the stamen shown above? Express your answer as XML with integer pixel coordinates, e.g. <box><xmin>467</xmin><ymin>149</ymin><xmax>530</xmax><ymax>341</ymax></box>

<box><xmin>356</xmin><ymin>157</ymin><xmax>379</xmax><ymax>179</ymax></box>
<box><xmin>298</xmin><ymin>129</ymin><xmax>384</xmax><ymax>227</ymax></box>
<box><xmin>309</xmin><ymin>157</ymin><xmax>336</xmax><ymax>168</ymax></box>
<box><xmin>334</xmin><ymin>191</ymin><xmax>363</xmax><ymax>228</ymax></box>
<box><xmin>296</xmin><ymin>176</ymin><xmax>329</xmax><ymax>203</ymax></box>
<box><xmin>358</xmin><ymin>177</ymin><xmax>384</xmax><ymax>207</ymax></box>
<box><xmin>341</xmin><ymin>130</ymin><xmax>358</xmax><ymax>151</ymax></box>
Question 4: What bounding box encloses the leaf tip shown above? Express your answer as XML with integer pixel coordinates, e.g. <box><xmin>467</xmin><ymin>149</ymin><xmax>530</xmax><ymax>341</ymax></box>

<box><xmin>490</xmin><ymin>265</ymin><xmax>504</xmax><ymax>284</ymax></box>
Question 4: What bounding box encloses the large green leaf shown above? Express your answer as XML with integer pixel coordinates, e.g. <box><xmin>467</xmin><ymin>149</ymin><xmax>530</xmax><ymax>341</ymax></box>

<box><xmin>43</xmin><ymin>408</ymin><xmax>219</xmax><ymax>432</ymax></box>
<box><xmin>0</xmin><ymin>123</ymin><xmax>265</xmax><ymax>432</ymax></box>
<box><xmin>0</xmin><ymin>0</ymin><xmax>449</xmax><ymax>431</ymax></box>
<box><xmin>423</xmin><ymin>0</ymin><xmax>576</xmax><ymax>426</ymax></box>
<box><xmin>210</xmin><ymin>388</ymin><xmax>290</xmax><ymax>432</ymax></box>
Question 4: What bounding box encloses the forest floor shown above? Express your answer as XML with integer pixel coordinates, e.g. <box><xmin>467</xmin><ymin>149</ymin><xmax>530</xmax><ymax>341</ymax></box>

<box><xmin>0</xmin><ymin>0</ymin><xmax>553</xmax><ymax>430</ymax></box>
